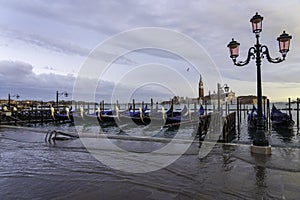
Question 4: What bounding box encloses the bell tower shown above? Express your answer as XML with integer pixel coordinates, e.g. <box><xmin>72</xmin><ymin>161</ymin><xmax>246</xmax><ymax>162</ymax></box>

<box><xmin>198</xmin><ymin>75</ymin><xmax>204</xmax><ymax>99</ymax></box>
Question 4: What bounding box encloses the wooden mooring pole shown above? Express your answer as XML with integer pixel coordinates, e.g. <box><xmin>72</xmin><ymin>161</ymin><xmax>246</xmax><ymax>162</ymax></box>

<box><xmin>225</xmin><ymin>101</ymin><xmax>228</xmax><ymax>115</ymax></box>
<box><xmin>263</xmin><ymin>98</ymin><xmax>266</xmax><ymax>119</ymax></box>
<box><xmin>288</xmin><ymin>98</ymin><xmax>291</xmax><ymax>115</ymax></box>
<box><xmin>205</xmin><ymin>100</ymin><xmax>207</xmax><ymax>115</ymax></box>
<box><xmin>237</xmin><ymin>98</ymin><xmax>240</xmax><ymax>134</ymax></box>
<box><xmin>133</xmin><ymin>99</ymin><xmax>135</xmax><ymax>112</ymax></box>
<box><xmin>267</xmin><ymin>99</ymin><xmax>270</xmax><ymax>131</ymax></box>
<box><xmin>222</xmin><ymin>112</ymin><xmax>236</xmax><ymax>143</ymax></box>
<box><xmin>171</xmin><ymin>99</ymin><xmax>174</xmax><ymax>117</ymax></box>
<box><xmin>239</xmin><ymin>100</ymin><xmax>242</xmax><ymax>123</ymax></box>
<box><xmin>40</xmin><ymin>101</ymin><xmax>44</xmax><ymax>125</ymax></box>
<box><xmin>198</xmin><ymin>112</ymin><xmax>236</xmax><ymax>143</ymax></box>
<box><xmin>243</xmin><ymin>104</ymin><xmax>246</xmax><ymax>119</ymax></box>
<box><xmin>297</xmin><ymin>98</ymin><xmax>299</xmax><ymax>132</ymax></box>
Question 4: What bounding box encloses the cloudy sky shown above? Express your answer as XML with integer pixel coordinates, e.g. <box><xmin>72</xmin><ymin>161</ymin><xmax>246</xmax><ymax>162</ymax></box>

<box><xmin>0</xmin><ymin>0</ymin><xmax>299</xmax><ymax>102</ymax></box>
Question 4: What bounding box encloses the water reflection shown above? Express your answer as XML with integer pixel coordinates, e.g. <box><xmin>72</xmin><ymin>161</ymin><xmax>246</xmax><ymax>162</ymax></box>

<box><xmin>244</xmin><ymin>125</ymin><xmax>299</xmax><ymax>147</ymax></box>
<box><xmin>247</xmin><ymin>128</ymin><xmax>256</xmax><ymax>142</ymax></box>
<box><xmin>272</xmin><ymin>128</ymin><xmax>297</xmax><ymax>142</ymax></box>
<box><xmin>222</xmin><ymin>145</ymin><xmax>235</xmax><ymax>172</ymax></box>
<box><xmin>254</xmin><ymin>165</ymin><xmax>267</xmax><ymax>198</ymax></box>
<box><xmin>253</xmin><ymin>154</ymin><xmax>269</xmax><ymax>199</ymax></box>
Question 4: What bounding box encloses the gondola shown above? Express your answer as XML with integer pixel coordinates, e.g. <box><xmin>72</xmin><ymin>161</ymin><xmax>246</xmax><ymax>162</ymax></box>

<box><xmin>72</xmin><ymin>106</ymin><xmax>115</xmax><ymax>126</ymax></box>
<box><xmin>73</xmin><ymin>104</ymin><xmax>204</xmax><ymax>128</ymax></box>
<box><xmin>53</xmin><ymin>106</ymin><xmax>74</xmax><ymax>122</ymax></box>
<box><xmin>247</xmin><ymin>105</ymin><xmax>267</xmax><ymax>130</ymax></box>
<box><xmin>117</xmin><ymin>105</ymin><xmax>151</xmax><ymax>126</ymax></box>
<box><xmin>117</xmin><ymin>105</ymin><xmax>190</xmax><ymax>127</ymax></box>
<box><xmin>54</xmin><ymin>112</ymin><xmax>73</xmax><ymax>121</ymax></box>
<box><xmin>158</xmin><ymin>105</ymin><xmax>204</xmax><ymax>127</ymax></box>
<box><xmin>271</xmin><ymin>105</ymin><xmax>294</xmax><ymax>130</ymax></box>
<box><xmin>199</xmin><ymin>105</ymin><xmax>205</xmax><ymax>116</ymax></box>
<box><xmin>247</xmin><ymin>106</ymin><xmax>257</xmax><ymax>130</ymax></box>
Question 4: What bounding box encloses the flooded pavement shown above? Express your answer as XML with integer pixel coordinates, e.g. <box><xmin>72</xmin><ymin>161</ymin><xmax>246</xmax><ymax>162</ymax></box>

<box><xmin>0</xmin><ymin>126</ymin><xmax>300</xmax><ymax>199</ymax></box>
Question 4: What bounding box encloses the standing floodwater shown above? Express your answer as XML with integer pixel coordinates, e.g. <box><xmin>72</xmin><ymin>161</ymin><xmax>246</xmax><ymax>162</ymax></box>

<box><xmin>0</xmin><ymin>124</ymin><xmax>300</xmax><ymax>199</ymax></box>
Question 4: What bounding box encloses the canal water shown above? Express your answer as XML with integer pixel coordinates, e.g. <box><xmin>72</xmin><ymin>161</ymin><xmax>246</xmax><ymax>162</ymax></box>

<box><xmin>1</xmin><ymin>103</ymin><xmax>300</xmax><ymax>199</ymax></box>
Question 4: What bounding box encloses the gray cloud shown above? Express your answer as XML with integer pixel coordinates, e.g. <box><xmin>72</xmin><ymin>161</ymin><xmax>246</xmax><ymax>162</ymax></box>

<box><xmin>1</xmin><ymin>0</ymin><xmax>144</xmax><ymax>35</ymax></box>
<box><xmin>0</xmin><ymin>29</ymin><xmax>90</xmax><ymax>57</ymax></box>
<box><xmin>44</xmin><ymin>66</ymin><xmax>55</xmax><ymax>71</ymax></box>
<box><xmin>220</xmin><ymin>62</ymin><xmax>300</xmax><ymax>84</ymax></box>
<box><xmin>0</xmin><ymin>60</ymin><xmax>171</xmax><ymax>101</ymax></box>
<box><xmin>0</xmin><ymin>60</ymin><xmax>75</xmax><ymax>100</ymax></box>
<box><xmin>0</xmin><ymin>0</ymin><xmax>300</xmax><ymax>101</ymax></box>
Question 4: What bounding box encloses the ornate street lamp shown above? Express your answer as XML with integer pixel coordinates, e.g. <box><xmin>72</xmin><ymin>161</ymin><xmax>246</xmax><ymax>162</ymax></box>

<box><xmin>227</xmin><ymin>13</ymin><xmax>292</xmax><ymax>151</ymax></box>
<box><xmin>250</xmin><ymin>12</ymin><xmax>263</xmax><ymax>35</ymax></box>
<box><xmin>223</xmin><ymin>84</ymin><xmax>229</xmax><ymax>93</ymax></box>
<box><xmin>277</xmin><ymin>31</ymin><xmax>292</xmax><ymax>58</ymax></box>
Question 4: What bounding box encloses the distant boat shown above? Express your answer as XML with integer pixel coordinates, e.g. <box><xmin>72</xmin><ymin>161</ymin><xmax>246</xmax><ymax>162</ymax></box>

<box><xmin>271</xmin><ymin>105</ymin><xmax>294</xmax><ymax>130</ymax></box>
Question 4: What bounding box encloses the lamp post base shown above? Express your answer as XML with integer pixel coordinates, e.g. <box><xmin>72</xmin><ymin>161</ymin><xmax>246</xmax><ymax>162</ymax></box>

<box><xmin>250</xmin><ymin>144</ymin><xmax>272</xmax><ymax>155</ymax></box>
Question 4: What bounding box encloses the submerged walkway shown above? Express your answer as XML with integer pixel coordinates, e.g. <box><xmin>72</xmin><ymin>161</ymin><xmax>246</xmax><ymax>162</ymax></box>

<box><xmin>0</xmin><ymin>126</ymin><xmax>299</xmax><ymax>199</ymax></box>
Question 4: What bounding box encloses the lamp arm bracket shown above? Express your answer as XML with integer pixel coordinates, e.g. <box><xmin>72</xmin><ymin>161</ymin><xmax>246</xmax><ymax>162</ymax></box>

<box><xmin>234</xmin><ymin>47</ymin><xmax>256</xmax><ymax>66</ymax></box>
<box><xmin>261</xmin><ymin>45</ymin><xmax>285</xmax><ymax>63</ymax></box>
<box><xmin>58</xmin><ymin>91</ymin><xmax>68</xmax><ymax>96</ymax></box>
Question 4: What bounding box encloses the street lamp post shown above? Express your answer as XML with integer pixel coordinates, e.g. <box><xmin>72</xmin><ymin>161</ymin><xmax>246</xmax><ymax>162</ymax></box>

<box><xmin>56</xmin><ymin>91</ymin><xmax>68</xmax><ymax>110</ymax></box>
<box><xmin>8</xmin><ymin>93</ymin><xmax>20</xmax><ymax>109</ymax></box>
<box><xmin>227</xmin><ymin>12</ymin><xmax>292</xmax><ymax>152</ymax></box>
<box><xmin>217</xmin><ymin>83</ymin><xmax>229</xmax><ymax>112</ymax></box>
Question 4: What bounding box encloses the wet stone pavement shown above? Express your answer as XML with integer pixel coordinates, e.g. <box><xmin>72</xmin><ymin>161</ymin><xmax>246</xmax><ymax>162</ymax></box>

<box><xmin>0</xmin><ymin>127</ymin><xmax>300</xmax><ymax>199</ymax></box>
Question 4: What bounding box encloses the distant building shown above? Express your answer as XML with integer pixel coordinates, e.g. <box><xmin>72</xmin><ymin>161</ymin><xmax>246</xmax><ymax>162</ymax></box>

<box><xmin>161</xmin><ymin>75</ymin><xmax>237</xmax><ymax>105</ymax></box>
<box><xmin>198</xmin><ymin>75</ymin><xmax>204</xmax><ymax>99</ymax></box>
<box><xmin>238</xmin><ymin>95</ymin><xmax>267</xmax><ymax>104</ymax></box>
<box><xmin>227</xmin><ymin>91</ymin><xmax>236</xmax><ymax>104</ymax></box>
<box><xmin>161</xmin><ymin>96</ymin><xmax>182</xmax><ymax>105</ymax></box>
<box><xmin>202</xmin><ymin>88</ymin><xmax>237</xmax><ymax>105</ymax></box>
